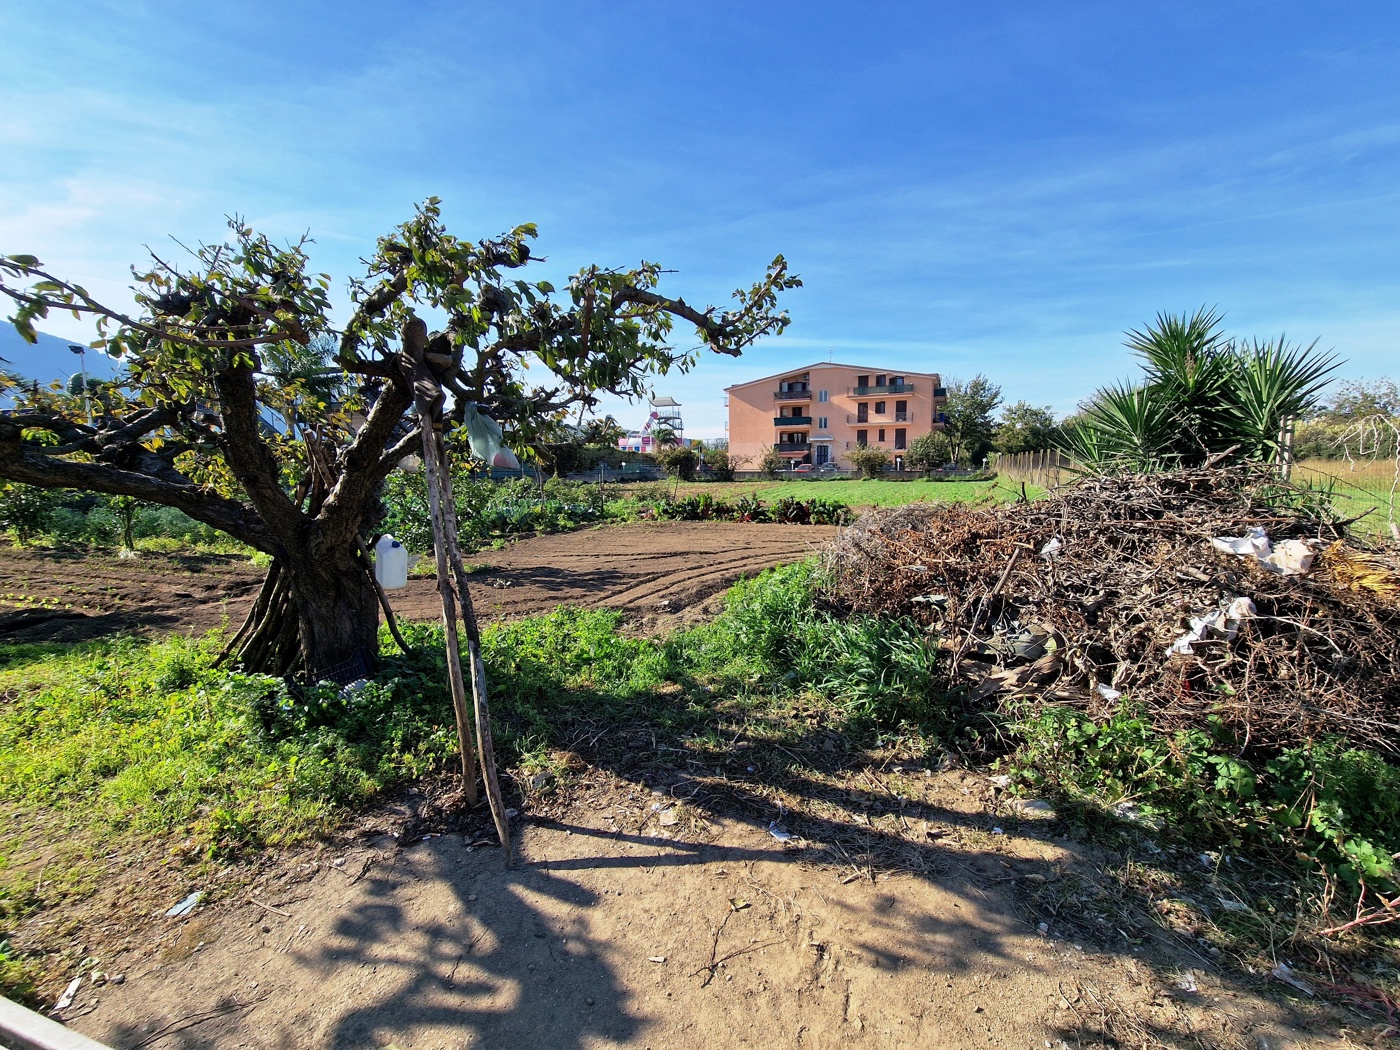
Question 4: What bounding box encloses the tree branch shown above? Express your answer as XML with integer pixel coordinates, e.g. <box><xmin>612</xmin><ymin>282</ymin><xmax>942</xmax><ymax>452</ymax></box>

<box><xmin>212</xmin><ymin>360</ymin><xmax>306</xmax><ymax>539</ymax></box>
<box><xmin>0</xmin><ymin>443</ymin><xmax>270</xmax><ymax>550</ymax></box>
<box><xmin>318</xmin><ymin>344</ymin><xmax>416</xmax><ymax>548</ymax></box>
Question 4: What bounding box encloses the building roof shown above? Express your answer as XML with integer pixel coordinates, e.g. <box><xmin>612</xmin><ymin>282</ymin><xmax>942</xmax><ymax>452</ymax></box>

<box><xmin>723</xmin><ymin>362</ymin><xmax>941</xmax><ymax>392</ymax></box>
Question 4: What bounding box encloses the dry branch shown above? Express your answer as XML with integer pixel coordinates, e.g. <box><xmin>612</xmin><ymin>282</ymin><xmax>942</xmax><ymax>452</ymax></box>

<box><xmin>823</xmin><ymin>466</ymin><xmax>1400</xmax><ymax>754</ymax></box>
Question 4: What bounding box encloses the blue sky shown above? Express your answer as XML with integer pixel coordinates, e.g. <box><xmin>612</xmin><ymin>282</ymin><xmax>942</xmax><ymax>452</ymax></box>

<box><xmin>3</xmin><ymin>1</ymin><xmax>1397</xmax><ymax>438</ymax></box>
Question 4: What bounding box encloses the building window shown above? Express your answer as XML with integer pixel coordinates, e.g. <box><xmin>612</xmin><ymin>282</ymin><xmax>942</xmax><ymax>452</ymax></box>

<box><xmin>874</xmin><ymin>400</ymin><xmax>886</xmax><ymax>415</ymax></box>
<box><xmin>875</xmin><ymin>374</ymin><xmax>886</xmax><ymax>387</ymax></box>
<box><xmin>891</xmin><ymin>375</ymin><xmax>904</xmax><ymax>387</ymax></box>
<box><xmin>895</xmin><ymin>399</ymin><xmax>907</xmax><ymax>421</ymax></box>
<box><xmin>818</xmin><ymin>390</ymin><xmax>829</xmax><ymax>402</ymax></box>
<box><xmin>818</xmin><ymin>416</ymin><xmax>828</xmax><ymax>429</ymax></box>
<box><xmin>878</xmin><ymin>428</ymin><xmax>886</xmax><ymax>443</ymax></box>
<box><xmin>856</xmin><ymin>404</ymin><xmax>869</xmax><ymax>423</ymax></box>
<box><xmin>855</xmin><ymin>429</ymin><xmax>867</xmax><ymax>445</ymax></box>
<box><xmin>856</xmin><ymin>375</ymin><xmax>869</xmax><ymax>387</ymax></box>
<box><xmin>895</xmin><ymin>428</ymin><xmax>907</xmax><ymax>449</ymax></box>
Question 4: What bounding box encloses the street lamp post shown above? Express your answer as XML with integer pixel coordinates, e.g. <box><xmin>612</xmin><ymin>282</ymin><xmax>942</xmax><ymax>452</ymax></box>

<box><xmin>68</xmin><ymin>344</ymin><xmax>91</xmax><ymax>425</ymax></box>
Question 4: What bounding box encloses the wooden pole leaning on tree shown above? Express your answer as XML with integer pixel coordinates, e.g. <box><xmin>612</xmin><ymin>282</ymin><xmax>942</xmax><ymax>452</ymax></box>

<box><xmin>405</xmin><ymin>321</ymin><xmax>512</xmax><ymax>864</ymax></box>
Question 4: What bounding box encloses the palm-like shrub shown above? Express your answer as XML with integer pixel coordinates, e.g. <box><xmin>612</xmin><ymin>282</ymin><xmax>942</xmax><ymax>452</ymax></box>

<box><xmin>1062</xmin><ymin>308</ymin><xmax>1339</xmax><ymax>470</ymax></box>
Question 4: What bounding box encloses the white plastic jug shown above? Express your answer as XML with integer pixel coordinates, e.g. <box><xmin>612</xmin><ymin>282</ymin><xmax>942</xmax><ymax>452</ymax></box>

<box><xmin>374</xmin><ymin>534</ymin><xmax>409</xmax><ymax>590</ymax></box>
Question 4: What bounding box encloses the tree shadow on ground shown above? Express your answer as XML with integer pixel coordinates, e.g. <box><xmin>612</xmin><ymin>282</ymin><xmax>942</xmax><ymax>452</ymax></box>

<box><xmin>85</xmin><ymin>663</ymin><xmax>1367</xmax><ymax>1049</ymax></box>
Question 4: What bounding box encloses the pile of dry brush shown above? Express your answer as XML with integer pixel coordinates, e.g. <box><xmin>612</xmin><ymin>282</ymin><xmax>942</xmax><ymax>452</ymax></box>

<box><xmin>822</xmin><ymin>468</ymin><xmax>1400</xmax><ymax>755</ymax></box>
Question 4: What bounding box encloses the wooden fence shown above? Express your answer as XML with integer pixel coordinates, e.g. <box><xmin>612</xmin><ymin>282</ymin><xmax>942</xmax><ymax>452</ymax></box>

<box><xmin>990</xmin><ymin>450</ymin><xmax>1073</xmax><ymax>489</ymax></box>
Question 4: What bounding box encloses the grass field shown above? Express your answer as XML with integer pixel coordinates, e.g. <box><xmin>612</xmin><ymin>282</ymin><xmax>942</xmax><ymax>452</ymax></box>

<box><xmin>1292</xmin><ymin>457</ymin><xmax>1399</xmax><ymax>537</ymax></box>
<box><xmin>670</xmin><ymin>476</ymin><xmax>1039</xmax><ymax>508</ymax></box>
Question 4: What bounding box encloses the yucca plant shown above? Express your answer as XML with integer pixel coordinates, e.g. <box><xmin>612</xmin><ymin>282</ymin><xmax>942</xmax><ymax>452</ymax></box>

<box><xmin>1059</xmin><ymin>382</ymin><xmax>1181</xmax><ymax>471</ymax></box>
<box><xmin>1226</xmin><ymin>336</ymin><xmax>1339</xmax><ymax>462</ymax></box>
<box><xmin>1063</xmin><ymin>308</ymin><xmax>1340</xmax><ymax>472</ymax></box>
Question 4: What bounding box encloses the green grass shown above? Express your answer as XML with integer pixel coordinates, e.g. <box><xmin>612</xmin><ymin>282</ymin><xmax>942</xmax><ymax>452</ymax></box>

<box><xmin>3</xmin><ymin>556</ymin><xmax>1397</xmax><ymax>1001</ymax></box>
<box><xmin>671</xmin><ymin>477</ymin><xmax>1039</xmax><ymax>508</ymax></box>
<box><xmin>1291</xmin><ymin>459</ymin><xmax>1398</xmax><ymax>538</ymax></box>
<box><xmin>0</xmin><ymin>563</ymin><xmax>941</xmax><ymax>887</ymax></box>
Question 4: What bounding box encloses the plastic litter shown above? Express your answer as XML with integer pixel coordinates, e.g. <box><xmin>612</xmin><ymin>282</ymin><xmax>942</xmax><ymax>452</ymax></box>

<box><xmin>373</xmin><ymin>534</ymin><xmax>409</xmax><ymax>590</ymax></box>
<box><xmin>1096</xmin><ymin>683</ymin><xmax>1122</xmax><ymax>701</ymax></box>
<box><xmin>460</xmin><ymin>403</ymin><xmax>520</xmax><ymax>470</ymax></box>
<box><xmin>1167</xmin><ymin>596</ymin><xmax>1257</xmax><ymax>655</ymax></box>
<box><xmin>1211</xmin><ymin>527</ymin><xmax>1314</xmax><ymax>576</ymax></box>
<box><xmin>1039</xmin><ymin>537</ymin><xmax>1063</xmax><ymax>560</ymax></box>
<box><xmin>1267</xmin><ymin>539</ymin><xmax>1316</xmax><ymax>575</ymax></box>
<box><xmin>1211</xmin><ymin>525</ymin><xmax>1271</xmax><ymax>558</ymax></box>
<box><xmin>1270</xmin><ymin>962</ymin><xmax>1315</xmax><ymax>996</ymax></box>
<box><xmin>165</xmin><ymin>891</ymin><xmax>203</xmax><ymax>917</ymax></box>
<box><xmin>54</xmin><ymin>976</ymin><xmax>81</xmax><ymax>1010</ymax></box>
<box><xmin>767</xmin><ymin>821</ymin><xmax>793</xmax><ymax>843</ymax></box>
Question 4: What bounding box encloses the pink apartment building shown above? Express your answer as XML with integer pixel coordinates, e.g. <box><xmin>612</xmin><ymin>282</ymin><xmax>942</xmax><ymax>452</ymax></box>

<box><xmin>725</xmin><ymin>363</ymin><xmax>948</xmax><ymax>470</ymax></box>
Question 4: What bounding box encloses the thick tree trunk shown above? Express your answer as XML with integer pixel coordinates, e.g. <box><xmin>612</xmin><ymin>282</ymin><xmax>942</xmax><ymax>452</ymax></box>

<box><xmin>286</xmin><ymin>550</ymin><xmax>382</xmax><ymax>680</ymax></box>
<box><xmin>222</xmin><ymin>545</ymin><xmax>381</xmax><ymax>680</ymax></box>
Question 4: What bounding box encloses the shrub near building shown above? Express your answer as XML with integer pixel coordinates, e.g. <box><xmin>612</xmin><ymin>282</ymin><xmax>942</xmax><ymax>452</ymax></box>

<box><xmin>847</xmin><ymin>444</ymin><xmax>891</xmax><ymax>478</ymax></box>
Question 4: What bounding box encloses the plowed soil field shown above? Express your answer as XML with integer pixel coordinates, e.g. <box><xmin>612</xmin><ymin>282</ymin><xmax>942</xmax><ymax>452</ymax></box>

<box><xmin>0</xmin><ymin>522</ymin><xmax>837</xmax><ymax>645</ymax></box>
<box><xmin>389</xmin><ymin>521</ymin><xmax>838</xmax><ymax>628</ymax></box>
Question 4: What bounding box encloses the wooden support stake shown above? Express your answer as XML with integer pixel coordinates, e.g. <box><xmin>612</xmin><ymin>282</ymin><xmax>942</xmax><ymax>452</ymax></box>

<box><xmin>418</xmin><ymin>413</ymin><xmax>480</xmax><ymax>806</ymax></box>
<box><xmin>405</xmin><ymin>321</ymin><xmax>511</xmax><ymax>860</ymax></box>
<box><xmin>431</xmin><ymin>444</ymin><xmax>513</xmax><ymax>865</ymax></box>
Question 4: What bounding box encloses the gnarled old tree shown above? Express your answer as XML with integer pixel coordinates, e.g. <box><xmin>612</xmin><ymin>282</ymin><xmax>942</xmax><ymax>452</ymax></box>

<box><xmin>0</xmin><ymin>200</ymin><xmax>800</xmax><ymax>676</ymax></box>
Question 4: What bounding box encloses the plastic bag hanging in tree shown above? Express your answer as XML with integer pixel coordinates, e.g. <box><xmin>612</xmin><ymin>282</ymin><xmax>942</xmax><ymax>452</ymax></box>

<box><xmin>459</xmin><ymin>403</ymin><xmax>521</xmax><ymax>470</ymax></box>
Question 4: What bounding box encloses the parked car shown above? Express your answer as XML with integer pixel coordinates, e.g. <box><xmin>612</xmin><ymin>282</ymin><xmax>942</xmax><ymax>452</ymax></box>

<box><xmin>790</xmin><ymin>463</ymin><xmax>815</xmax><ymax>473</ymax></box>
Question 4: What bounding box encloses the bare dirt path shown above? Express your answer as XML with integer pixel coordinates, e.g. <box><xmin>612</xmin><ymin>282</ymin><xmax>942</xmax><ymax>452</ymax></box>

<box><xmin>63</xmin><ymin>772</ymin><xmax>1348</xmax><ymax>1050</ymax></box>
<box><xmin>0</xmin><ymin>547</ymin><xmax>264</xmax><ymax>645</ymax></box>
<box><xmin>0</xmin><ymin>522</ymin><xmax>835</xmax><ymax>645</ymax></box>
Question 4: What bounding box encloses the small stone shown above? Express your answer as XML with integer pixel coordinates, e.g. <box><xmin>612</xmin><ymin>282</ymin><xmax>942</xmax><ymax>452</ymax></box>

<box><xmin>527</xmin><ymin>964</ymin><xmax>536</xmax><ymax>971</ymax></box>
<box><xmin>111</xmin><ymin>974</ymin><xmax>125</xmax><ymax>985</ymax></box>
<box><xmin>261</xmin><ymin>925</ymin><xmax>272</xmax><ymax>934</ymax></box>
<box><xmin>585</xmin><ymin>998</ymin><xmax>594</xmax><ymax>1006</ymax></box>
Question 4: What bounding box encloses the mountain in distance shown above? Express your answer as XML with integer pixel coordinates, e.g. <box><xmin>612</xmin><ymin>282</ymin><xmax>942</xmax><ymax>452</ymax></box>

<box><xmin>0</xmin><ymin>324</ymin><xmax>118</xmax><ymax>386</ymax></box>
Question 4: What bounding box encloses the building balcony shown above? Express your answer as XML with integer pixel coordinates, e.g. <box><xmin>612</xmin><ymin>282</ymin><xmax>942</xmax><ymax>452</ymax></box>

<box><xmin>846</xmin><ymin>411</ymin><xmax>910</xmax><ymax>424</ymax></box>
<box><xmin>774</xmin><ymin>442</ymin><xmax>810</xmax><ymax>454</ymax></box>
<box><xmin>849</xmin><ymin>382</ymin><xmax>913</xmax><ymax>397</ymax></box>
<box><xmin>773</xmin><ymin>389</ymin><xmax>811</xmax><ymax>401</ymax></box>
<box><xmin>773</xmin><ymin>415</ymin><xmax>812</xmax><ymax>426</ymax></box>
